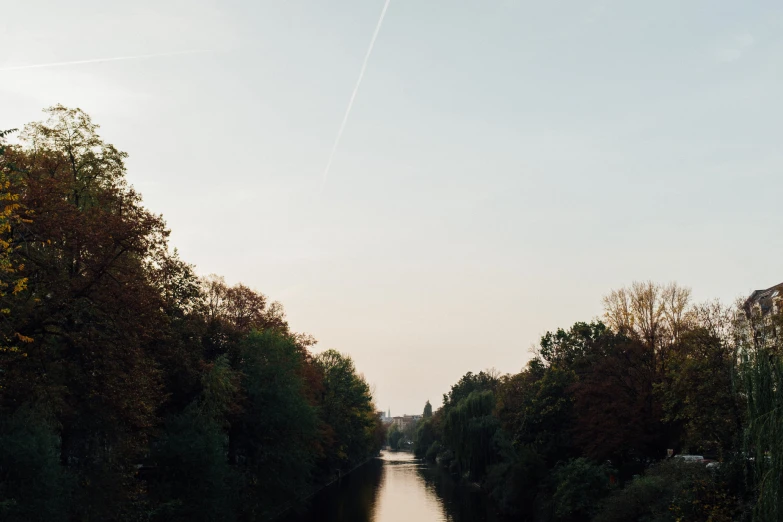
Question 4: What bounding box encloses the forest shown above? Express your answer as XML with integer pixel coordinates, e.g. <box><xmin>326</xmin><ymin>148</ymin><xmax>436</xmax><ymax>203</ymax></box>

<box><xmin>0</xmin><ymin>107</ymin><xmax>385</xmax><ymax>521</ymax></box>
<box><xmin>414</xmin><ymin>282</ymin><xmax>783</xmax><ymax>521</ymax></box>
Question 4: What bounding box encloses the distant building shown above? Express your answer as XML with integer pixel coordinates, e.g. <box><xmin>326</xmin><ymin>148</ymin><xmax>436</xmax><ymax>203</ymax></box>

<box><xmin>378</xmin><ymin>409</ymin><xmax>393</xmax><ymax>425</ymax></box>
<box><xmin>743</xmin><ymin>282</ymin><xmax>783</xmax><ymax>346</ymax></box>
<box><xmin>392</xmin><ymin>414</ymin><xmax>421</xmax><ymax>431</ymax></box>
<box><xmin>744</xmin><ymin>282</ymin><xmax>783</xmax><ymax>318</ymax></box>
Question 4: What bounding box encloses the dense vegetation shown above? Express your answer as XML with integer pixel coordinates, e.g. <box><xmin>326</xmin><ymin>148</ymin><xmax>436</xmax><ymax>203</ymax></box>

<box><xmin>0</xmin><ymin>107</ymin><xmax>385</xmax><ymax>521</ymax></box>
<box><xmin>415</xmin><ymin>282</ymin><xmax>783</xmax><ymax>521</ymax></box>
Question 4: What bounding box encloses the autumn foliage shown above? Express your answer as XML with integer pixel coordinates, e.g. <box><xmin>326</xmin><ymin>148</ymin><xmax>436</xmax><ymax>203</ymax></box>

<box><xmin>414</xmin><ymin>282</ymin><xmax>766</xmax><ymax>521</ymax></box>
<box><xmin>0</xmin><ymin>107</ymin><xmax>383</xmax><ymax>522</ymax></box>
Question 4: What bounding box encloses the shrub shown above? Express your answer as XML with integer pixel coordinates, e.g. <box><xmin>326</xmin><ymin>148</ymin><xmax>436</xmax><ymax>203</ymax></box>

<box><xmin>549</xmin><ymin>458</ymin><xmax>614</xmax><ymax>521</ymax></box>
<box><xmin>595</xmin><ymin>459</ymin><xmax>739</xmax><ymax>522</ymax></box>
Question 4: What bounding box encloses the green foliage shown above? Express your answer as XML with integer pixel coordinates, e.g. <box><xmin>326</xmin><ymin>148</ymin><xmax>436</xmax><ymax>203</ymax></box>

<box><xmin>496</xmin><ymin>361</ymin><xmax>576</xmax><ymax>464</ymax></box>
<box><xmin>443</xmin><ymin>390</ymin><xmax>499</xmax><ymax>479</ymax></box>
<box><xmin>425</xmin><ymin>441</ymin><xmax>443</xmax><ymax>462</ymax></box>
<box><xmin>150</xmin><ymin>356</ymin><xmax>238</xmax><ymax>521</ymax></box>
<box><xmin>595</xmin><ymin>460</ymin><xmax>737</xmax><ymax>522</ymax></box>
<box><xmin>150</xmin><ymin>404</ymin><xmax>235</xmax><ymax>522</ymax></box>
<box><xmin>237</xmin><ymin>330</ymin><xmax>320</xmax><ymax>515</ymax></box>
<box><xmin>0</xmin><ymin>405</ymin><xmax>71</xmax><ymax>522</ymax></box>
<box><xmin>315</xmin><ymin>349</ymin><xmax>380</xmax><ymax>467</ymax></box>
<box><xmin>0</xmin><ymin>107</ymin><xmax>385</xmax><ymax>521</ymax></box>
<box><xmin>549</xmin><ymin>458</ymin><xmax>615</xmax><ymax>521</ymax></box>
<box><xmin>388</xmin><ymin>425</ymin><xmax>404</xmax><ymax>450</ymax></box>
<box><xmin>415</xmin><ymin>417</ymin><xmax>437</xmax><ymax>458</ymax></box>
<box><xmin>0</xmin><ymin>114</ymin><xmax>772</xmax><ymax>522</ymax></box>
<box><xmin>740</xmin><ymin>313</ymin><xmax>783</xmax><ymax>522</ymax></box>
<box><xmin>484</xmin><ymin>437</ymin><xmax>546</xmax><ymax>518</ymax></box>
<box><xmin>540</xmin><ymin>321</ymin><xmax>608</xmax><ymax>368</ymax></box>
<box><xmin>594</xmin><ymin>475</ymin><xmax>671</xmax><ymax>522</ymax></box>
<box><xmin>442</xmin><ymin>370</ymin><xmax>499</xmax><ymax>410</ymax></box>
<box><xmin>657</xmin><ymin>328</ymin><xmax>743</xmax><ymax>456</ymax></box>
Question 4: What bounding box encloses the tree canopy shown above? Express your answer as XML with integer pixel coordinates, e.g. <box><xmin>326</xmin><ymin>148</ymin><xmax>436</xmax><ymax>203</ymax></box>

<box><xmin>0</xmin><ymin>107</ymin><xmax>385</xmax><ymax>521</ymax></box>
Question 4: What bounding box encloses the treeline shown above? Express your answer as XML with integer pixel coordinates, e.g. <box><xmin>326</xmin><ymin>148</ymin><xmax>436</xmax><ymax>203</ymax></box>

<box><xmin>415</xmin><ymin>282</ymin><xmax>783</xmax><ymax>521</ymax></box>
<box><xmin>0</xmin><ymin>107</ymin><xmax>385</xmax><ymax>521</ymax></box>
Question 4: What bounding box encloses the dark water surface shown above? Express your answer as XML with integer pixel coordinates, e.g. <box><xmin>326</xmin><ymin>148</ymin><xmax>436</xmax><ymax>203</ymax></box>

<box><xmin>281</xmin><ymin>451</ymin><xmax>504</xmax><ymax>522</ymax></box>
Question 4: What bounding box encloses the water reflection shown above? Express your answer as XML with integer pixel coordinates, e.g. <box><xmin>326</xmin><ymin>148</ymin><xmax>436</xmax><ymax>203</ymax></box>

<box><xmin>281</xmin><ymin>452</ymin><xmax>503</xmax><ymax>522</ymax></box>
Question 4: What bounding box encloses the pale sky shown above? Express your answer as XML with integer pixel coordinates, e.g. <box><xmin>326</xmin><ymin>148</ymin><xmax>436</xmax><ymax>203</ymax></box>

<box><xmin>3</xmin><ymin>0</ymin><xmax>783</xmax><ymax>416</ymax></box>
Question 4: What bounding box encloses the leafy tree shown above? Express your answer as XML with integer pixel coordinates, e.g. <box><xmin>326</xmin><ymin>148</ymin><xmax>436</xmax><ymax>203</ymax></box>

<box><xmin>415</xmin><ymin>417</ymin><xmax>438</xmax><ymax>459</ymax></box>
<box><xmin>442</xmin><ymin>370</ymin><xmax>499</xmax><ymax>410</ymax></box>
<box><xmin>150</xmin><ymin>356</ymin><xmax>238</xmax><ymax>522</ymax></box>
<box><xmin>0</xmin><ymin>107</ymin><xmax>388</xmax><ymax>520</ymax></box>
<box><xmin>0</xmin><ymin>128</ymin><xmax>30</xmax><ymax>352</ymax></box>
<box><xmin>443</xmin><ymin>390</ymin><xmax>499</xmax><ymax>479</ymax></box>
<box><xmin>495</xmin><ymin>360</ymin><xmax>576</xmax><ymax>465</ymax></box>
<box><xmin>1</xmin><ymin>106</ymin><xmax>172</xmax><ymax>518</ymax></box>
<box><xmin>739</xmin><ymin>310</ymin><xmax>783</xmax><ymax>521</ymax></box>
<box><xmin>235</xmin><ymin>330</ymin><xmax>319</xmax><ymax>518</ymax></box>
<box><xmin>569</xmin><ymin>332</ymin><xmax>661</xmax><ymax>464</ymax></box>
<box><xmin>539</xmin><ymin>321</ymin><xmax>608</xmax><ymax>369</ymax></box>
<box><xmin>315</xmin><ymin>350</ymin><xmax>380</xmax><ymax>469</ymax></box>
<box><xmin>0</xmin><ymin>404</ymin><xmax>71</xmax><ymax>522</ymax></box>
<box><xmin>657</xmin><ymin>327</ymin><xmax>743</xmax><ymax>456</ymax></box>
<box><xmin>387</xmin><ymin>425</ymin><xmax>404</xmax><ymax>450</ymax></box>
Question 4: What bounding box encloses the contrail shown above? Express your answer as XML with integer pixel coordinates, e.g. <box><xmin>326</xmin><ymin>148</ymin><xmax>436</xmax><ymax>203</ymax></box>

<box><xmin>321</xmin><ymin>0</ymin><xmax>391</xmax><ymax>186</ymax></box>
<box><xmin>0</xmin><ymin>50</ymin><xmax>209</xmax><ymax>72</ymax></box>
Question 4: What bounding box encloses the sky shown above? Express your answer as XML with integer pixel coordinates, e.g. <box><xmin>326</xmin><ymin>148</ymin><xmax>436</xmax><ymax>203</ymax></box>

<box><xmin>2</xmin><ymin>0</ymin><xmax>783</xmax><ymax>416</ymax></box>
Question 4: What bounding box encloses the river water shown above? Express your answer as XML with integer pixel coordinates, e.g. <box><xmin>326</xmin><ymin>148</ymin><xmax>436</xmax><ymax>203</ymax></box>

<box><xmin>282</xmin><ymin>451</ymin><xmax>505</xmax><ymax>522</ymax></box>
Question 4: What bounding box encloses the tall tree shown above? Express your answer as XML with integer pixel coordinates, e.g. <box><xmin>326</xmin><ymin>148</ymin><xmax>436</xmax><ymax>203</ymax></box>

<box><xmin>315</xmin><ymin>350</ymin><xmax>380</xmax><ymax>469</ymax></box>
<box><xmin>2</xmin><ymin>106</ymin><xmax>171</xmax><ymax>518</ymax></box>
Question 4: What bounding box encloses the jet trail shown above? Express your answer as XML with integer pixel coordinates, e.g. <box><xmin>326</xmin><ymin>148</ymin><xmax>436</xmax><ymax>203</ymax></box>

<box><xmin>0</xmin><ymin>50</ymin><xmax>208</xmax><ymax>72</ymax></box>
<box><xmin>321</xmin><ymin>0</ymin><xmax>391</xmax><ymax>186</ymax></box>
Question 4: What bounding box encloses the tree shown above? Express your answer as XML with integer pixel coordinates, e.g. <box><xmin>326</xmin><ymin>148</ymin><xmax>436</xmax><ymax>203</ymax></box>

<box><xmin>388</xmin><ymin>425</ymin><xmax>404</xmax><ymax>450</ymax></box>
<box><xmin>414</xmin><ymin>417</ymin><xmax>438</xmax><ymax>458</ymax></box>
<box><xmin>442</xmin><ymin>370</ymin><xmax>500</xmax><ymax>410</ymax></box>
<box><xmin>315</xmin><ymin>350</ymin><xmax>380</xmax><ymax>469</ymax></box>
<box><xmin>0</xmin><ymin>128</ymin><xmax>31</xmax><ymax>352</ymax></box>
<box><xmin>423</xmin><ymin>400</ymin><xmax>433</xmax><ymax>418</ymax></box>
<box><xmin>0</xmin><ymin>404</ymin><xmax>71</xmax><ymax>522</ymax></box>
<box><xmin>443</xmin><ymin>390</ymin><xmax>499</xmax><ymax>480</ymax></box>
<box><xmin>657</xmin><ymin>328</ymin><xmax>743</xmax><ymax>455</ymax></box>
<box><xmin>570</xmin><ymin>333</ymin><xmax>660</xmax><ymax>464</ymax></box>
<box><xmin>539</xmin><ymin>321</ymin><xmax>608</xmax><ymax>369</ymax></box>
<box><xmin>2</xmin><ymin>106</ymin><xmax>172</xmax><ymax>518</ymax></box>
<box><xmin>235</xmin><ymin>330</ymin><xmax>319</xmax><ymax>518</ymax></box>
<box><xmin>0</xmin><ymin>106</ymin><xmax>387</xmax><ymax>520</ymax></box>
<box><xmin>602</xmin><ymin>281</ymin><xmax>692</xmax><ymax>376</ymax></box>
<box><xmin>495</xmin><ymin>359</ymin><xmax>576</xmax><ymax>465</ymax></box>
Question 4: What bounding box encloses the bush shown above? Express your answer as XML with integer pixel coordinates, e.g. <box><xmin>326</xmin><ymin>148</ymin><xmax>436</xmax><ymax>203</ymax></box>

<box><xmin>549</xmin><ymin>458</ymin><xmax>614</xmax><ymax>521</ymax></box>
<box><xmin>594</xmin><ymin>475</ymin><xmax>671</xmax><ymax>522</ymax></box>
<box><xmin>595</xmin><ymin>459</ymin><xmax>739</xmax><ymax>522</ymax></box>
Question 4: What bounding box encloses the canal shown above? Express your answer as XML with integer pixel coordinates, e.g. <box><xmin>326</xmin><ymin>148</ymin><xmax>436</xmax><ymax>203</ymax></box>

<box><xmin>282</xmin><ymin>451</ymin><xmax>505</xmax><ymax>522</ymax></box>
